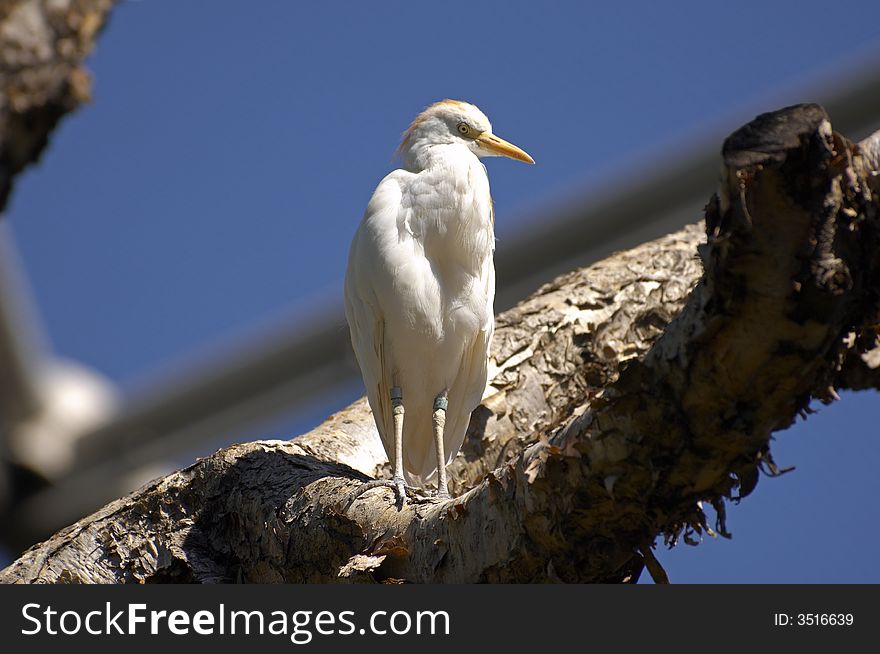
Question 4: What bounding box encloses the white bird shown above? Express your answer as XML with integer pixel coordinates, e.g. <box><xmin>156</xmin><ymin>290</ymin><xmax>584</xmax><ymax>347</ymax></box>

<box><xmin>344</xmin><ymin>99</ymin><xmax>533</xmax><ymax>505</ymax></box>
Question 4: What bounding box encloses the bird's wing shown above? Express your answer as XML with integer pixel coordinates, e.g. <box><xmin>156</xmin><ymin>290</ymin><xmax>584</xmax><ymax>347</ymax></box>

<box><xmin>343</xmin><ymin>172</ymin><xmax>410</xmax><ymax>461</ymax></box>
<box><xmin>344</xmin><ymin>281</ymin><xmax>393</xmax><ymax>455</ymax></box>
<box><xmin>442</xmin><ymin>242</ymin><xmax>496</xmax><ymax>471</ymax></box>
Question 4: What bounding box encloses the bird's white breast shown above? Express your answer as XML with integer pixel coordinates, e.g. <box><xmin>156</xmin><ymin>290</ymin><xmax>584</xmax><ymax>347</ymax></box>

<box><xmin>356</xmin><ymin>146</ymin><xmax>494</xmax><ymax>384</ymax></box>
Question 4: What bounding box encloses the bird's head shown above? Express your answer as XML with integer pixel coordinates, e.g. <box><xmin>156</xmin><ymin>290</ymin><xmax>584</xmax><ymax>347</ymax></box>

<box><xmin>399</xmin><ymin>99</ymin><xmax>534</xmax><ymax>167</ymax></box>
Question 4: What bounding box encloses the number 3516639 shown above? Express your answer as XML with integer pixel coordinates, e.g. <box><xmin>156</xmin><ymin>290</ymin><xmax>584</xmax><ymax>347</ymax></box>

<box><xmin>774</xmin><ymin>614</ymin><xmax>854</xmax><ymax>626</ymax></box>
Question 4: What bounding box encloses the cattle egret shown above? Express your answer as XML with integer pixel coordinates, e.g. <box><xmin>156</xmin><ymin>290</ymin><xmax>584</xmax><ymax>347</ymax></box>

<box><xmin>344</xmin><ymin>99</ymin><xmax>533</xmax><ymax>505</ymax></box>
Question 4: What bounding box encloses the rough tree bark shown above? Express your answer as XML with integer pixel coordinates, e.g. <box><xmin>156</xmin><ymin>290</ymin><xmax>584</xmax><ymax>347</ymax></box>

<box><xmin>0</xmin><ymin>104</ymin><xmax>877</xmax><ymax>584</ymax></box>
<box><xmin>0</xmin><ymin>0</ymin><xmax>114</xmax><ymax>212</ymax></box>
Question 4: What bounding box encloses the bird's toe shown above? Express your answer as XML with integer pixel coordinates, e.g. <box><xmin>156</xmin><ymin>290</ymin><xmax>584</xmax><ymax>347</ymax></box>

<box><xmin>343</xmin><ymin>477</ymin><xmax>416</xmax><ymax>512</ymax></box>
<box><xmin>392</xmin><ymin>477</ymin><xmax>408</xmax><ymax>509</ymax></box>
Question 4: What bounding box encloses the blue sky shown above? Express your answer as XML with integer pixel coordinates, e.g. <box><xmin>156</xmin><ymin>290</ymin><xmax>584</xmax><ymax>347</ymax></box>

<box><xmin>5</xmin><ymin>0</ymin><xmax>880</xmax><ymax>581</ymax></box>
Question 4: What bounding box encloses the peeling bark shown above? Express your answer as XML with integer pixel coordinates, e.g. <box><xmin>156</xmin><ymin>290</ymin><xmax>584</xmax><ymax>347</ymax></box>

<box><xmin>1</xmin><ymin>104</ymin><xmax>878</xmax><ymax>584</ymax></box>
<box><xmin>837</xmin><ymin>344</ymin><xmax>880</xmax><ymax>391</ymax></box>
<box><xmin>0</xmin><ymin>0</ymin><xmax>114</xmax><ymax>212</ymax></box>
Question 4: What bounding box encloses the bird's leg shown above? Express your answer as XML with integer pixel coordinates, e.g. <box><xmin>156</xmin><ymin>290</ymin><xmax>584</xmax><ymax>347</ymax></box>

<box><xmin>343</xmin><ymin>386</ymin><xmax>411</xmax><ymax>511</ymax></box>
<box><xmin>432</xmin><ymin>393</ymin><xmax>450</xmax><ymax>500</ymax></box>
<box><xmin>389</xmin><ymin>385</ymin><xmax>407</xmax><ymax>503</ymax></box>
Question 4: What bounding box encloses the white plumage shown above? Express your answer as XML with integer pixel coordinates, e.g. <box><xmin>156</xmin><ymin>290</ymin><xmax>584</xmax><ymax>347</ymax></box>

<box><xmin>344</xmin><ymin>99</ymin><xmax>533</xmax><ymax>501</ymax></box>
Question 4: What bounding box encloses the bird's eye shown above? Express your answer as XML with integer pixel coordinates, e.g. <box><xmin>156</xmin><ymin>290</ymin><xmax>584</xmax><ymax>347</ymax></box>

<box><xmin>457</xmin><ymin>122</ymin><xmax>470</xmax><ymax>136</ymax></box>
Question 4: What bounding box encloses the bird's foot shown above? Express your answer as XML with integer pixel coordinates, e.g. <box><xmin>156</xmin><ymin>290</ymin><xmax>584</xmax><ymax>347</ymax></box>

<box><xmin>344</xmin><ymin>476</ymin><xmax>414</xmax><ymax>511</ymax></box>
<box><xmin>430</xmin><ymin>487</ymin><xmax>451</xmax><ymax>502</ymax></box>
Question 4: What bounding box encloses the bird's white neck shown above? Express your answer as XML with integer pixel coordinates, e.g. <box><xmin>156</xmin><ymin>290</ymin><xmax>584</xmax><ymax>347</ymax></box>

<box><xmin>399</xmin><ymin>143</ymin><xmax>494</xmax><ymax>279</ymax></box>
<box><xmin>402</xmin><ymin>138</ymin><xmax>478</xmax><ymax>173</ymax></box>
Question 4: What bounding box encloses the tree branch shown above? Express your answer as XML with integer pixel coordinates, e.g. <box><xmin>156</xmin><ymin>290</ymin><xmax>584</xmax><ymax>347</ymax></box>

<box><xmin>0</xmin><ymin>0</ymin><xmax>114</xmax><ymax>212</ymax></box>
<box><xmin>1</xmin><ymin>104</ymin><xmax>877</xmax><ymax>583</ymax></box>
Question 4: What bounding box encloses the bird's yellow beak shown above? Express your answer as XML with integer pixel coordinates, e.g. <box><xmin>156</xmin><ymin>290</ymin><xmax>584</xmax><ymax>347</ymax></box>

<box><xmin>475</xmin><ymin>132</ymin><xmax>535</xmax><ymax>164</ymax></box>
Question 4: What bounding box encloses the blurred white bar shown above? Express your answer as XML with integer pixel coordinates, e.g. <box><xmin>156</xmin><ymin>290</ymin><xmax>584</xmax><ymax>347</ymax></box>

<box><xmin>0</xmin><ymin>224</ymin><xmax>117</xmax><ymax>490</ymax></box>
<box><xmin>0</xmin><ymin>223</ymin><xmax>47</xmax><ymax>426</ymax></box>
